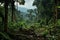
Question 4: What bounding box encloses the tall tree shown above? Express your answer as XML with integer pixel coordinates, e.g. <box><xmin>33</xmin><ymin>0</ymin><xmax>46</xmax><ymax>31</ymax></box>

<box><xmin>33</xmin><ymin>0</ymin><xmax>55</xmax><ymax>25</ymax></box>
<box><xmin>4</xmin><ymin>0</ymin><xmax>9</xmax><ymax>32</ymax></box>
<box><xmin>0</xmin><ymin>0</ymin><xmax>25</xmax><ymax>32</ymax></box>
<box><xmin>11</xmin><ymin>0</ymin><xmax>25</xmax><ymax>22</ymax></box>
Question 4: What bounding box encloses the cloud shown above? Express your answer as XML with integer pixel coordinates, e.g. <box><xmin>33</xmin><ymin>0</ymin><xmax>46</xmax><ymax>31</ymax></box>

<box><xmin>15</xmin><ymin>0</ymin><xmax>36</xmax><ymax>9</ymax></box>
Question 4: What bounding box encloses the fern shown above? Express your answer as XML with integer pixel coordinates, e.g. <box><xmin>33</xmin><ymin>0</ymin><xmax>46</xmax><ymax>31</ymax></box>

<box><xmin>0</xmin><ymin>32</ymin><xmax>12</xmax><ymax>40</ymax></box>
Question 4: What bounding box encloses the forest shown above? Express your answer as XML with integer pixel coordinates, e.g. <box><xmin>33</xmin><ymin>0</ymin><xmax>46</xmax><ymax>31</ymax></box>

<box><xmin>0</xmin><ymin>0</ymin><xmax>60</xmax><ymax>40</ymax></box>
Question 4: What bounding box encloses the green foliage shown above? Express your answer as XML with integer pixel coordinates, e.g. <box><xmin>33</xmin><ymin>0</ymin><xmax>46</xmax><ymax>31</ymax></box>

<box><xmin>0</xmin><ymin>32</ymin><xmax>12</xmax><ymax>40</ymax></box>
<box><xmin>0</xmin><ymin>0</ymin><xmax>25</xmax><ymax>5</ymax></box>
<box><xmin>57</xmin><ymin>6</ymin><xmax>60</xmax><ymax>8</ymax></box>
<box><xmin>0</xmin><ymin>0</ymin><xmax>60</xmax><ymax>40</ymax></box>
<box><xmin>57</xmin><ymin>19</ymin><xmax>60</xmax><ymax>25</ymax></box>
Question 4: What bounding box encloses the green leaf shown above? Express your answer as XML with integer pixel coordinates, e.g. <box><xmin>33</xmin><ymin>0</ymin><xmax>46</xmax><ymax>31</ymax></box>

<box><xmin>0</xmin><ymin>32</ymin><xmax>12</xmax><ymax>40</ymax></box>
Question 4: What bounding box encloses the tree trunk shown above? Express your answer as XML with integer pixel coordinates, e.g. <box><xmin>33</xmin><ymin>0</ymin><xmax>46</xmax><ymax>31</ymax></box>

<box><xmin>54</xmin><ymin>0</ymin><xmax>57</xmax><ymax>27</ymax></box>
<box><xmin>11</xmin><ymin>0</ymin><xmax>15</xmax><ymax>22</ymax></box>
<box><xmin>4</xmin><ymin>0</ymin><xmax>8</xmax><ymax>32</ymax></box>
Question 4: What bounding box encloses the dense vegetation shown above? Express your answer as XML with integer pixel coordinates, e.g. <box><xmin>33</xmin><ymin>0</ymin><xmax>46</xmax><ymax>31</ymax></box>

<box><xmin>0</xmin><ymin>0</ymin><xmax>60</xmax><ymax>40</ymax></box>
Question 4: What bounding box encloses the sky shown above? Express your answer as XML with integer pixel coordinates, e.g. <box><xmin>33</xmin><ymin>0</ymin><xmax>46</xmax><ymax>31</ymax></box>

<box><xmin>15</xmin><ymin>0</ymin><xmax>36</xmax><ymax>9</ymax></box>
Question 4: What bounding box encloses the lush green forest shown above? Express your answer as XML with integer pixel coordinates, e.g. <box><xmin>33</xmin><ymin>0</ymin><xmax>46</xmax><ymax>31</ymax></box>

<box><xmin>0</xmin><ymin>0</ymin><xmax>60</xmax><ymax>40</ymax></box>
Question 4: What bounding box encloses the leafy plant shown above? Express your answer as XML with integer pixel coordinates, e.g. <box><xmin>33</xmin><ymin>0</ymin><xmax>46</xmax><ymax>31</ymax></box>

<box><xmin>0</xmin><ymin>32</ymin><xmax>12</xmax><ymax>40</ymax></box>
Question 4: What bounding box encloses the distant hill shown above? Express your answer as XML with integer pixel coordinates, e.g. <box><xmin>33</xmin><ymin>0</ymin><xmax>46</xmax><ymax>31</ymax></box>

<box><xmin>18</xmin><ymin>7</ymin><xmax>28</xmax><ymax>13</ymax></box>
<box><xmin>15</xmin><ymin>7</ymin><xmax>36</xmax><ymax>20</ymax></box>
